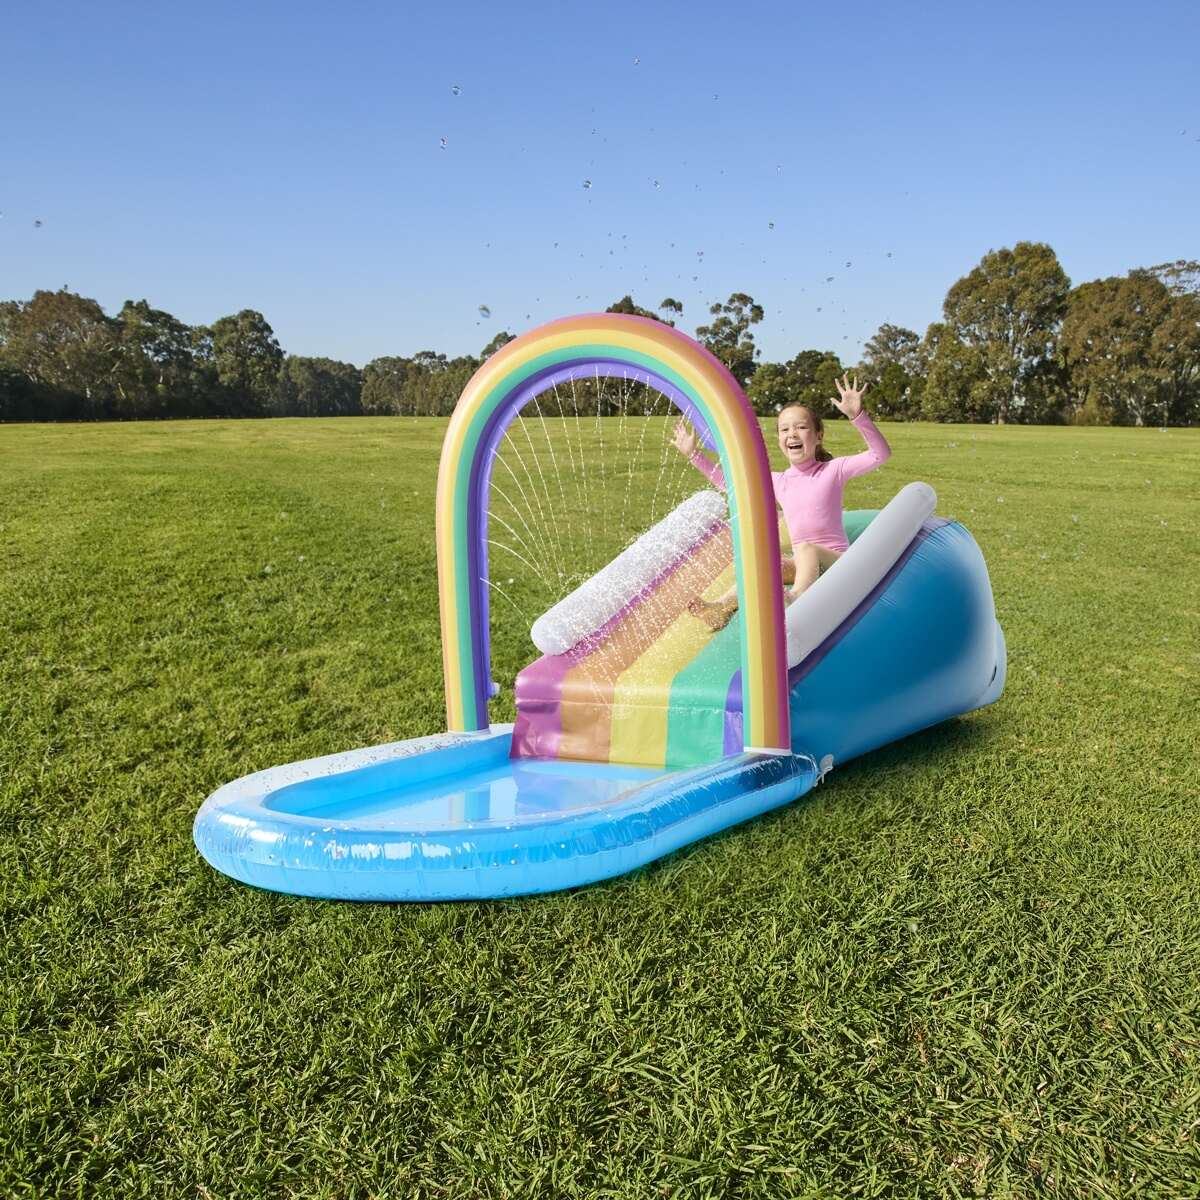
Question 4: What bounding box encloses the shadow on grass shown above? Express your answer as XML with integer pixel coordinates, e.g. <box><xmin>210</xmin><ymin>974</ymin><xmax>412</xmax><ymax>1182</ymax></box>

<box><xmin>587</xmin><ymin>711</ymin><xmax>1001</xmax><ymax>899</ymax></box>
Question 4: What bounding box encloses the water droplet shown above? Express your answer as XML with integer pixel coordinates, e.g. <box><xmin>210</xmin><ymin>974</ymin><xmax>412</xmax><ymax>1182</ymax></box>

<box><xmin>450</xmin><ymin>84</ymin><xmax>462</xmax><ymax>96</ymax></box>
<box><xmin>582</xmin><ymin>179</ymin><xmax>592</xmax><ymax>189</ymax></box>
<box><xmin>439</xmin><ymin>137</ymin><xmax>447</xmax><ymax>150</ymax></box>
<box><xmin>478</xmin><ymin>304</ymin><xmax>491</xmax><ymax>318</ymax></box>
<box><xmin>768</xmin><ymin>221</ymin><xmax>775</xmax><ymax>230</ymax></box>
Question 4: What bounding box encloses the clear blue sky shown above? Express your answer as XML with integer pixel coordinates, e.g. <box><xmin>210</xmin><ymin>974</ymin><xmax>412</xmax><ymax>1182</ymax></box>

<box><xmin>3</xmin><ymin>0</ymin><xmax>1197</xmax><ymax>366</ymax></box>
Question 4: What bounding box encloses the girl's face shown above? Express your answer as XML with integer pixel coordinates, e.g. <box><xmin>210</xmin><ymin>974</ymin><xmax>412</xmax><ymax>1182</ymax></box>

<box><xmin>777</xmin><ymin>407</ymin><xmax>822</xmax><ymax>466</ymax></box>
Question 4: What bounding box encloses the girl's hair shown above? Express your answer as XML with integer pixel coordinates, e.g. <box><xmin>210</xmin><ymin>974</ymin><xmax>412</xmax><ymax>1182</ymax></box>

<box><xmin>779</xmin><ymin>403</ymin><xmax>833</xmax><ymax>462</ymax></box>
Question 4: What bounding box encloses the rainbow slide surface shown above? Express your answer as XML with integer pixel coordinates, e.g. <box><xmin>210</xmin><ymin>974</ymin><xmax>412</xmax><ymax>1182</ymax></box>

<box><xmin>510</xmin><ymin>507</ymin><xmax>878</xmax><ymax>772</ymax></box>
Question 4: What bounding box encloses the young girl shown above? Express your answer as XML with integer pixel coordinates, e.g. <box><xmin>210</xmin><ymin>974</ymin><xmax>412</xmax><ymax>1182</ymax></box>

<box><xmin>671</xmin><ymin>373</ymin><xmax>891</xmax><ymax>630</ymax></box>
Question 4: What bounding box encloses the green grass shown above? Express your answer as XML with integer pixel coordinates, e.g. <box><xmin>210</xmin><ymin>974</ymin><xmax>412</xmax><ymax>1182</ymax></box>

<box><xmin>2</xmin><ymin>417</ymin><xmax>1198</xmax><ymax>1198</ymax></box>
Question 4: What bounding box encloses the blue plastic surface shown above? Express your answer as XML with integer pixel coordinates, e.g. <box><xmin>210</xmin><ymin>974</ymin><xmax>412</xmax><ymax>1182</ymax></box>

<box><xmin>788</xmin><ymin>520</ymin><xmax>1004</xmax><ymax>765</ymax></box>
<box><xmin>194</xmin><ymin>730</ymin><xmax>818</xmax><ymax>900</ymax></box>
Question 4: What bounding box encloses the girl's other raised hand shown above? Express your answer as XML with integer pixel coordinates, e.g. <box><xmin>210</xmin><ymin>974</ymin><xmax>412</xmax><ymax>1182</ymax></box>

<box><xmin>671</xmin><ymin>418</ymin><xmax>698</xmax><ymax>459</ymax></box>
<box><xmin>832</xmin><ymin>372</ymin><xmax>869</xmax><ymax>420</ymax></box>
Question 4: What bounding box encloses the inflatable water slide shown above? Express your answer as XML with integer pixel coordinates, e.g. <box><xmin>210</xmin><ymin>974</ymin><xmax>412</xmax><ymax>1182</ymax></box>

<box><xmin>194</xmin><ymin>315</ymin><xmax>1005</xmax><ymax>900</ymax></box>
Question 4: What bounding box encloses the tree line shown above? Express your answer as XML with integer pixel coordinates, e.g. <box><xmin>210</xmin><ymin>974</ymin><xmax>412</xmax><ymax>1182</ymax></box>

<box><xmin>2</xmin><ymin>245</ymin><xmax>1197</xmax><ymax>425</ymax></box>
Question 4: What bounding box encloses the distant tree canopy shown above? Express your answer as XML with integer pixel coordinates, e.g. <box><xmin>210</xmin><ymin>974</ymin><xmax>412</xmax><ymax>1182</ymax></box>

<box><xmin>1061</xmin><ymin>273</ymin><xmax>1200</xmax><ymax>426</ymax></box>
<box><xmin>605</xmin><ymin>296</ymin><xmax>682</xmax><ymax>327</ymax></box>
<box><xmin>696</xmin><ymin>292</ymin><xmax>763</xmax><ymax>388</ymax></box>
<box><xmin>275</xmin><ymin>357</ymin><xmax>363</xmax><ymax>417</ymax></box>
<box><xmin>205</xmin><ymin>310</ymin><xmax>285</xmax><ymax>416</ymax></box>
<box><xmin>927</xmin><ymin>242</ymin><xmax>1070</xmax><ymax>424</ymax></box>
<box><xmin>480</xmin><ymin>330</ymin><xmax>517</xmax><ymax>359</ymax></box>
<box><xmin>3</xmin><ymin>244</ymin><xmax>1198</xmax><ymax>424</ymax></box>
<box><xmin>1146</xmin><ymin>259</ymin><xmax>1200</xmax><ymax>297</ymax></box>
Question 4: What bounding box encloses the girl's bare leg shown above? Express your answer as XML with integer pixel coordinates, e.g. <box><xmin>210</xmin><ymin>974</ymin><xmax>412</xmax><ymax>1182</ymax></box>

<box><xmin>785</xmin><ymin>543</ymin><xmax>842</xmax><ymax>604</ymax></box>
<box><xmin>689</xmin><ymin>554</ymin><xmax>799</xmax><ymax>632</ymax></box>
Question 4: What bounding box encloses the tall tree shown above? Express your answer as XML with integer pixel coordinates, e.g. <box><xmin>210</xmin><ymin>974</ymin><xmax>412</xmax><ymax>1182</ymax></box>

<box><xmin>695</xmin><ymin>292</ymin><xmax>763</xmax><ymax>387</ymax></box>
<box><xmin>1061</xmin><ymin>273</ymin><xmax>1200</xmax><ymax>426</ymax></box>
<box><xmin>361</xmin><ymin>356</ymin><xmax>411</xmax><ymax>415</ymax></box>
<box><xmin>784</xmin><ymin>349</ymin><xmax>844</xmax><ymax>413</ymax></box>
<box><xmin>861</xmin><ymin>324</ymin><xmax>924</xmax><ymax>419</ymax></box>
<box><xmin>606</xmin><ymin>295</ymin><xmax>658</xmax><ymax>320</ymax></box>
<box><xmin>942</xmin><ymin>242</ymin><xmax>1070</xmax><ymax>423</ymax></box>
<box><xmin>396</xmin><ymin>351</ymin><xmax>479</xmax><ymax>416</ymax></box>
<box><xmin>0</xmin><ymin>289</ymin><xmax>119</xmax><ymax>417</ymax></box>
<box><xmin>605</xmin><ymin>296</ymin><xmax>681</xmax><ymax>327</ymax></box>
<box><xmin>112</xmin><ymin>299</ymin><xmax>200</xmax><ymax>417</ymax></box>
<box><xmin>745</xmin><ymin>350</ymin><xmax>844</xmax><ymax>417</ymax></box>
<box><xmin>1156</xmin><ymin>291</ymin><xmax>1200</xmax><ymax>425</ymax></box>
<box><xmin>480</xmin><ymin>331</ymin><xmax>516</xmax><ymax>359</ymax></box>
<box><xmin>658</xmin><ymin>297</ymin><xmax>683</xmax><ymax>324</ymax></box>
<box><xmin>745</xmin><ymin>362</ymin><xmax>792</xmax><ymax>415</ymax></box>
<box><xmin>275</xmin><ymin>356</ymin><xmax>363</xmax><ymax>417</ymax></box>
<box><xmin>921</xmin><ymin>322</ymin><xmax>990</xmax><ymax>422</ymax></box>
<box><xmin>1145</xmin><ymin>260</ymin><xmax>1200</xmax><ymax>297</ymax></box>
<box><xmin>202</xmin><ymin>309</ymin><xmax>283</xmax><ymax>415</ymax></box>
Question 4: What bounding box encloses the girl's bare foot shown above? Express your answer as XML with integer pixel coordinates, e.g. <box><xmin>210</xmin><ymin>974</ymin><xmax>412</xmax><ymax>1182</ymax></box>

<box><xmin>688</xmin><ymin>596</ymin><xmax>738</xmax><ymax>632</ymax></box>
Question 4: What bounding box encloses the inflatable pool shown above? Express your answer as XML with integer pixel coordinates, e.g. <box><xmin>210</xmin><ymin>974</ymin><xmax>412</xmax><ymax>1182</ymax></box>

<box><xmin>194</xmin><ymin>314</ymin><xmax>1005</xmax><ymax>900</ymax></box>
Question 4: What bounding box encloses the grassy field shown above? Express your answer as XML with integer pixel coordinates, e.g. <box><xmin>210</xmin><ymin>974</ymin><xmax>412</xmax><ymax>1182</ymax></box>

<box><xmin>2</xmin><ymin>416</ymin><xmax>1198</xmax><ymax>1198</ymax></box>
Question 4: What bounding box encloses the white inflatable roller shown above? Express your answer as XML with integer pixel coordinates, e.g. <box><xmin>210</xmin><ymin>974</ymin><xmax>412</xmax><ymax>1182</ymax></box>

<box><xmin>785</xmin><ymin>482</ymin><xmax>937</xmax><ymax>668</ymax></box>
<box><xmin>531</xmin><ymin>490</ymin><xmax>728</xmax><ymax>655</ymax></box>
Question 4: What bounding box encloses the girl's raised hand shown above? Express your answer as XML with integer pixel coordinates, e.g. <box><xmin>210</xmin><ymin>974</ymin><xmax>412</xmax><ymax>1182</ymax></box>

<box><xmin>832</xmin><ymin>372</ymin><xmax>869</xmax><ymax>420</ymax></box>
<box><xmin>671</xmin><ymin>418</ymin><xmax>698</xmax><ymax>459</ymax></box>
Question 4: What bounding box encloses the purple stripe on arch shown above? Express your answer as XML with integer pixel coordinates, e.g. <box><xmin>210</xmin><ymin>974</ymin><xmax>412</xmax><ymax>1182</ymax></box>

<box><xmin>469</xmin><ymin>358</ymin><xmax>718</xmax><ymax>729</ymax></box>
<box><xmin>722</xmin><ymin>672</ymin><xmax>744</xmax><ymax>756</ymax></box>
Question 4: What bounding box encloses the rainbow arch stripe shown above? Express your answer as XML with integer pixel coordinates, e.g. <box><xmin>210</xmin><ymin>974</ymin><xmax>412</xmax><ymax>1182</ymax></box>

<box><xmin>435</xmin><ymin>313</ymin><xmax>790</xmax><ymax>754</ymax></box>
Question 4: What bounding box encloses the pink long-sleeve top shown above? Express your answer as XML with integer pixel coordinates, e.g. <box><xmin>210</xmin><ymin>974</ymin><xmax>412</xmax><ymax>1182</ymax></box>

<box><xmin>690</xmin><ymin>411</ymin><xmax>891</xmax><ymax>553</ymax></box>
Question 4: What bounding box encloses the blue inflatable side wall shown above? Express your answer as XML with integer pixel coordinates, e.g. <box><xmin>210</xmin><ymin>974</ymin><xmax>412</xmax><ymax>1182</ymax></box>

<box><xmin>789</xmin><ymin>519</ymin><xmax>1002</xmax><ymax>766</ymax></box>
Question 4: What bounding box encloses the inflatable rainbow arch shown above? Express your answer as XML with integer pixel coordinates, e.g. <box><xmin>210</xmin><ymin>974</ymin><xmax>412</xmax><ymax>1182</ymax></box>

<box><xmin>194</xmin><ymin>314</ymin><xmax>1006</xmax><ymax>900</ymax></box>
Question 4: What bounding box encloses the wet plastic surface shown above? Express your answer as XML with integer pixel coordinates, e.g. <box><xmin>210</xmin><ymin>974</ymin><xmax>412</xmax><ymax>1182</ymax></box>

<box><xmin>263</xmin><ymin>755</ymin><xmax>664</xmax><ymax>828</ymax></box>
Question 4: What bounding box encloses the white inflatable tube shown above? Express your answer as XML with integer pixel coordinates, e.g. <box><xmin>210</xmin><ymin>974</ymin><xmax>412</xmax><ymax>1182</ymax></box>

<box><xmin>785</xmin><ymin>482</ymin><xmax>937</xmax><ymax>668</ymax></box>
<box><xmin>531</xmin><ymin>490</ymin><xmax>728</xmax><ymax>655</ymax></box>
